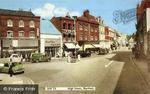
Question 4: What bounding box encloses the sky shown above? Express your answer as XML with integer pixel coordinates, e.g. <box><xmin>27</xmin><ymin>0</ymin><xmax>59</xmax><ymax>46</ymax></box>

<box><xmin>0</xmin><ymin>0</ymin><xmax>141</xmax><ymax>35</ymax></box>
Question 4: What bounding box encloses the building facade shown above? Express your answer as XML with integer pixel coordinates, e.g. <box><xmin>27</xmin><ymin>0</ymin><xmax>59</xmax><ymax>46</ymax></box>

<box><xmin>51</xmin><ymin>10</ymin><xmax>99</xmax><ymax>52</ymax></box>
<box><xmin>0</xmin><ymin>9</ymin><xmax>40</xmax><ymax>58</ymax></box>
<box><xmin>76</xmin><ymin>10</ymin><xmax>99</xmax><ymax>50</ymax></box>
<box><xmin>135</xmin><ymin>0</ymin><xmax>150</xmax><ymax>57</ymax></box>
<box><xmin>40</xmin><ymin>33</ymin><xmax>62</xmax><ymax>58</ymax></box>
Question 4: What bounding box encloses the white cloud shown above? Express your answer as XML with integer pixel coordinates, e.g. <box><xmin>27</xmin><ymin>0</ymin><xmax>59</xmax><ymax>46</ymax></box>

<box><xmin>33</xmin><ymin>3</ymin><xmax>80</xmax><ymax>18</ymax></box>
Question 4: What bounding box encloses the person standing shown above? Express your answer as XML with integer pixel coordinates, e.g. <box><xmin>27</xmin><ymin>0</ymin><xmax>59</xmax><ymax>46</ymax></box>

<box><xmin>9</xmin><ymin>62</ymin><xmax>13</xmax><ymax>77</ymax></box>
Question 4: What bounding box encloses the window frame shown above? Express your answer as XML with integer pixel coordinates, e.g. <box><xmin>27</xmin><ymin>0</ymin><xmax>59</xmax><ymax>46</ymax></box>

<box><xmin>29</xmin><ymin>31</ymin><xmax>35</xmax><ymax>38</ymax></box>
<box><xmin>7</xmin><ymin>19</ymin><xmax>13</xmax><ymax>27</ymax></box>
<box><xmin>18</xmin><ymin>31</ymin><xmax>24</xmax><ymax>37</ymax></box>
<box><xmin>29</xmin><ymin>20</ymin><xmax>35</xmax><ymax>28</ymax></box>
<box><xmin>19</xmin><ymin>20</ymin><xmax>24</xmax><ymax>27</ymax></box>
<box><xmin>7</xmin><ymin>30</ymin><xmax>13</xmax><ymax>38</ymax></box>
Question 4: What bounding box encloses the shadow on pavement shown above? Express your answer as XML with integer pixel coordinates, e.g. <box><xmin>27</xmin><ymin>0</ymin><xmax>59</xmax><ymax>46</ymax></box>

<box><xmin>107</xmin><ymin>51</ymin><xmax>131</xmax><ymax>63</ymax></box>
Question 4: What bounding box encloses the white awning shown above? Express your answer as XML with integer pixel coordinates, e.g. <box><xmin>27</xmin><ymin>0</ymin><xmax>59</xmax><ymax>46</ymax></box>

<box><xmin>15</xmin><ymin>49</ymin><xmax>37</xmax><ymax>51</ymax></box>
<box><xmin>93</xmin><ymin>44</ymin><xmax>101</xmax><ymax>48</ymax></box>
<box><xmin>79</xmin><ymin>44</ymin><xmax>95</xmax><ymax>51</ymax></box>
<box><xmin>64</xmin><ymin>43</ymin><xmax>80</xmax><ymax>49</ymax></box>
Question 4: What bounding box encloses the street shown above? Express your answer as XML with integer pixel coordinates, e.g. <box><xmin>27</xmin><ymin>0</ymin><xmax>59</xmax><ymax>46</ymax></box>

<box><xmin>1</xmin><ymin>48</ymin><xmax>150</xmax><ymax>94</ymax></box>
<box><xmin>14</xmin><ymin>50</ymin><xmax>124</xmax><ymax>94</ymax></box>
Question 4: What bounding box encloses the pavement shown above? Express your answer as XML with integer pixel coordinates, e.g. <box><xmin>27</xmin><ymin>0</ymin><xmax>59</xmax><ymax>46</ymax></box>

<box><xmin>0</xmin><ymin>74</ymin><xmax>35</xmax><ymax>84</ymax></box>
<box><xmin>131</xmin><ymin>56</ymin><xmax>150</xmax><ymax>88</ymax></box>
<box><xmin>0</xmin><ymin>74</ymin><xmax>23</xmax><ymax>84</ymax></box>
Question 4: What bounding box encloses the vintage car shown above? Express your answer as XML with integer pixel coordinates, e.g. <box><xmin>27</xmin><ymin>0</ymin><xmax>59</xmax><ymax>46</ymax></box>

<box><xmin>0</xmin><ymin>62</ymin><xmax>24</xmax><ymax>74</ymax></box>
<box><xmin>77</xmin><ymin>51</ymin><xmax>91</xmax><ymax>57</ymax></box>
<box><xmin>31</xmin><ymin>53</ymin><xmax>51</xmax><ymax>63</ymax></box>
<box><xmin>9</xmin><ymin>54</ymin><xmax>23</xmax><ymax>63</ymax></box>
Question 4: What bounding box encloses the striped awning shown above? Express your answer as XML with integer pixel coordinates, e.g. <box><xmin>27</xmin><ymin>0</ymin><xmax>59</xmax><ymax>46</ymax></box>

<box><xmin>64</xmin><ymin>43</ymin><xmax>80</xmax><ymax>49</ymax></box>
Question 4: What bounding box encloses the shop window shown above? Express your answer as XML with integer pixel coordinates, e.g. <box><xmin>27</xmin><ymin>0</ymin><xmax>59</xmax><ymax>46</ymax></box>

<box><xmin>7</xmin><ymin>30</ymin><xmax>13</xmax><ymax>37</ymax></box>
<box><xmin>7</xmin><ymin>19</ymin><xmax>13</xmax><ymax>27</ymax></box>
<box><xmin>19</xmin><ymin>20</ymin><xmax>24</xmax><ymax>27</ymax></box>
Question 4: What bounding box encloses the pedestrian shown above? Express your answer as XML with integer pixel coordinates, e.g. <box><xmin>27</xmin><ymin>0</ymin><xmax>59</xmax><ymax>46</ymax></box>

<box><xmin>9</xmin><ymin>62</ymin><xmax>14</xmax><ymax>77</ymax></box>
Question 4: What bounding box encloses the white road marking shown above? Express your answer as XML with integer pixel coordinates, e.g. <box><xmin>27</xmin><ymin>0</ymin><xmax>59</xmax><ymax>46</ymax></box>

<box><xmin>105</xmin><ymin>60</ymin><xmax>113</xmax><ymax>68</ymax></box>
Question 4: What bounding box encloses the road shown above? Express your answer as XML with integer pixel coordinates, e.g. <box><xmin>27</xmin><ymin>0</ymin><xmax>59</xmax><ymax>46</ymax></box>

<box><xmin>15</xmin><ymin>52</ymin><xmax>124</xmax><ymax>94</ymax></box>
<box><xmin>1</xmin><ymin>48</ymin><xmax>150</xmax><ymax>94</ymax></box>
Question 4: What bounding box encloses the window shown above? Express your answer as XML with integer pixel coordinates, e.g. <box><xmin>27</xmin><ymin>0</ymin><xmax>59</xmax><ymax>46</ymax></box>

<box><xmin>29</xmin><ymin>31</ymin><xmax>35</xmax><ymax>37</ymax></box>
<box><xmin>85</xmin><ymin>35</ymin><xmax>87</xmax><ymax>40</ymax></box>
<box><xmin>80</xmin><ymin>32</ymin><xmax>83</xmax><ymax>40</ymax></box>
<box><xmin>19</xmin><ymin>20</ymin><xmax>24</xmax><ymax>27</ymax></box>
<box><xmin>29</xmin><ymin>21</ymin><xmax>35</xmax><ymax>28</ymax></box>
<box><xmin>91</xmin><ymin>36</ymin><xmax>94</xmax><ymax>41</ymax></box>
<box><xmin>79</xmin><ymin>24</ymin><xmax>83</xmax><ymax>30</ymax></box>
<box><xmin>68</xmin><ymin>23</ymin><xmax>71</xmax><ymax>30</ymax></box>
<box><xmin>91</xmin><ymin>27</ymin><xmax>94</xmax><ymax>32</ymax></box>
<box><xmin>95</xmin><ymin>28</ymin><xmax>98</xmax><ymax>32</ymax></box>
<box><xmin>63</xmin><ymin>23</ymin><xmax>66</xmax><ymax>29</ymax></box>
<box><xmin>7</xmin><ymin>19</ymin><xmax>13</xmax><ymax>27</ymax></box>
<box><xmin>19</xmin><ymin>31</ymin><xmax>24</xmax><ymax>37</ymax></box>
<box><xmin>84</xmin><ymin>24</ymin><xmax>88</xmax><ymax>31</ymax></box>
<box><xmin>95</xmin><ymin>36</ymin><xmax>98</xmax><ymax>40</ymax></box>
<box><xmin>7</xmin><ymin>30</ymin><xmax>13</xmax><ymax>37</ymax></box>
<box><xmin>72</xmin><ymin>24</ymin><xmax>75</xmax><ymax>30</ymax></box>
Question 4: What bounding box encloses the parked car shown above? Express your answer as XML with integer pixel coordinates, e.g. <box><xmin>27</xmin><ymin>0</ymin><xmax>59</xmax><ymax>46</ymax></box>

<box><xmin>77</xmin><ymin>51</ymin><xmax>91</xmax><ymax>57</ymax></box>
<box><xmin>10</xmin><ymin>54</ymin><xmax>22</xmax><ymax>63</ymax></box>
<box><xmin>31</xmin><ymin>53</ymin><xmax>51</xmax><ymax>63</ymax></box>
<box><xmin>0</xmin><ymin>62</ymin><xmax>24</xmax><ymax>74</ymax></box>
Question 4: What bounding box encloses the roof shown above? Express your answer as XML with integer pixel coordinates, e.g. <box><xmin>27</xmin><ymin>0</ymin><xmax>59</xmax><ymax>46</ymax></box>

<box><xmin>41</xmin><ymin>19</ymin><xmax>61</xmax><ymax>34</ymax></box>
<box><xmin>0</xmin><ymin>9</ymin><xmax>35</xmax><ymax>17</ymax></box>
<box><xmin>77</xmin><ymin>15</ymin><xmax>99</xmax><ymax>24</ymax></box>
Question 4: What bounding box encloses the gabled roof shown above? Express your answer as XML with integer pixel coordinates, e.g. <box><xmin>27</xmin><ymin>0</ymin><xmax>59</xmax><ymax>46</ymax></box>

<box><xmin>77</xmin><ymin>10</ymin><xmax>99</xmax><ymax>24</ymax></box>
<box><xmin>0</xmin><ymin>8</ymin><xmax>35</xmax><ymax>17</ymax></box>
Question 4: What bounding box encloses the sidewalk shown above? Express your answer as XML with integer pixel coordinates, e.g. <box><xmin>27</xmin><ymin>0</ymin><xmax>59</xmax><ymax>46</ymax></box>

<box><xmin>131</xmin><ymin>57</ymin><xmax>150</xmax><ymax>87</ymax></box>
<box><xmin>0</xmin><ymin>74</ymin><xmax>23</xmax><ymax>84</ymax></box>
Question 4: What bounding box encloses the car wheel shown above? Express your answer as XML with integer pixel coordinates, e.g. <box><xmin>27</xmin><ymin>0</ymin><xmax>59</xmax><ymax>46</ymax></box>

<box><xmin>35</xmin><ymin>60</ymin><xmax>39</xmax><ymax>63</ymax></box>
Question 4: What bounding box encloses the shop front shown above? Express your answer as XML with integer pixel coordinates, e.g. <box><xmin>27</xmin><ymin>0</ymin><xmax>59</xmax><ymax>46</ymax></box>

<box><xmin>40</xmin><ymin>34</ymin><xmax>62</xmax><ymax>58</ymax></box>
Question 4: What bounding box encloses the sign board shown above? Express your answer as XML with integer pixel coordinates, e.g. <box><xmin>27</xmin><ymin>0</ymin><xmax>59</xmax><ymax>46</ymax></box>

<box><xmin>45</xmin><ymin>38</ymin><xmax>61</xmax><ymax>47</ymax></box>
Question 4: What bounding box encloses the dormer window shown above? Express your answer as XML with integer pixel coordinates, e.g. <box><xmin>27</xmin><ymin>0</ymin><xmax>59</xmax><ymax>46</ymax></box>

<box><xmin>29</xmin><ymin>20</ymin><xmax>35</xmax><ymax>28</ymax></box>
<box><xmin>7</xmin><ymin>19</ymin><xmax>13</xmax><ymax>27</ymax></box>
<box><xmin>19</xmin><ymin>20</ymin><xmax>24</xmax><ymax>27</ymax></box>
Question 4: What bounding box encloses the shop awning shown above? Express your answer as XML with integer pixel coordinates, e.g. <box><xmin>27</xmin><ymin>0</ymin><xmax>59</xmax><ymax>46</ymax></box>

<box><xmin>93</xmin><ymin>44</ymin><xmax>101</xmax><ymax>48</ymax></box>
<box><xmin>64</xmin><ymin>43</ymin><xmax>80</xmax><ymax>49</ymax></box>
<box><xmin>14</xmin><ymin>49</ymin><xmax>37</xmax><ymax>51</ymax></box>
<box><xmin>79</xmin><ymin>44</ymin><xmax>95</xmax><ymax>51</ymax></box>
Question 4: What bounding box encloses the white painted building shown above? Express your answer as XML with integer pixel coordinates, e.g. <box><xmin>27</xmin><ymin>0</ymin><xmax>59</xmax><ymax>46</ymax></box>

<box><xmin>146</xmin><ymin>8</ymin><xmax>150</xmax><ymax>32</ymax></box>
<box><xmin>40</xmin><ymin>33</ymin><xmax>63</xmax><ymax>57</ymax></box>
<box><xmin>117</xmin><ymin>33</ymin><xmax>127</xmax><ymax>46</ymax></box>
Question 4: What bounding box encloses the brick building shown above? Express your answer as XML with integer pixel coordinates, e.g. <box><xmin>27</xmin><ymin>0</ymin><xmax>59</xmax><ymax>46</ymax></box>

<box><xmin>0</xmin><ymin>9</ymin><xmax>40</xmax><ymax>58</ymax></box>
<box><xmin>51</xmin><ymin>10</ymin><xmax>99</xmax><ymax>52</ymax></box>
<box><xmin>135</xmin><ymin>0</ymin><xmax>150</xmax><ymax>58</ymax></box>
